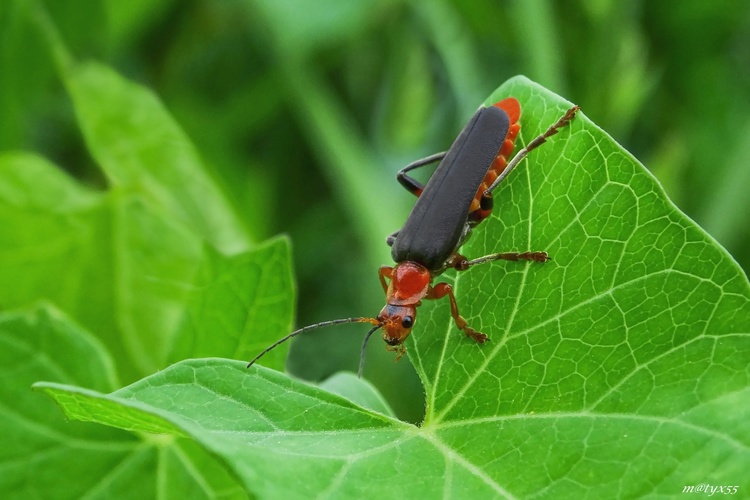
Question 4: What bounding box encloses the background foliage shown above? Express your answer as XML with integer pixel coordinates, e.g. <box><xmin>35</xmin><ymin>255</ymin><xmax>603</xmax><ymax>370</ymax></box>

<box><xmin>2</xmin><ymin>0</ymin><xmax>749</xmax><ymax>429</ymax></box>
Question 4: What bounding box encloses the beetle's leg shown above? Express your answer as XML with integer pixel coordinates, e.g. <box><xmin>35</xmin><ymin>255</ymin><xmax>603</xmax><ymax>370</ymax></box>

<box><xmin>453</xmin><ymin>252</ymin><xmax>551</xmax><ymax>271</ymax></box>
<box><xmin>485</xmin><ymin>105</ymin><xmax>579</xmax><ymax>196</ymax></box>
<box><xmin>397</xmin><ymin>151</ymin><xmax>447</xmax><ymax>196</ymax></box>
<box><xmin>378</xmin><ymin>266</ymin><xmax>393</xmax><ymax>294</ymax></box>
<box><xmin>386</xmin><ymin>343</ymin><xmax>406</xmax><ymax>362</ymax></box>
<box><xmin>428</xmin><ymin>282</ymin><xmax>489</xmax><ymax>343</ymax></box>
<box><xmin>386</xmin><ymin>230</ymin><xmax>399</xmax><ymax>247</ymax></box>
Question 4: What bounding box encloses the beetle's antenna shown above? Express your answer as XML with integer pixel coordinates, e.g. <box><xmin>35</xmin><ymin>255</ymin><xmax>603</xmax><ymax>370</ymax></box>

<box><xmin>246</xmin><ymin>317</ymin><xmax>378</xmax><ymax>369</ymax></box>
<box><xmin>357</xmin><ymin>323</ymin><xmax>384</xmax><ymax>379</ymax></box>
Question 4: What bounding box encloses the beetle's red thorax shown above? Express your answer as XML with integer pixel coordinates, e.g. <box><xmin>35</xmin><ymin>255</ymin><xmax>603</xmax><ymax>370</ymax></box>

<box><xmin>387</xmin><ymin>261</ymin><xmax>431</xmax><ymax>305</ymax></box>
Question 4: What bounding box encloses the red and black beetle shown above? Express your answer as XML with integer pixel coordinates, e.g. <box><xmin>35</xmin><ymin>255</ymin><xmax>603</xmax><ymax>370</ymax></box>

<box><xmin>247</xmin><ymin>98</ymin><xmax>578</xmax><ymax>376</ymax></box>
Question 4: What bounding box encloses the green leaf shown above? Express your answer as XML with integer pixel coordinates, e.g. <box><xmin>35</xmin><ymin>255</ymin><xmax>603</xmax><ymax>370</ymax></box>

<box><xmin>0</xmin><ymin>153</ymin><xmax>294</xmax><ymax>377</ymax></box>
<box><xmin>1</xmin><ymin>54</ymin><xmax>296</xmax><ymax>496</ymax></box>
<box><xmin>61</xmin><ymin>60</ymin><xmax>251</xmax><ymax>254</ymax></box>
<box><xmin>35</xmin><ymin>360</ymin><xmax>412</xmax><ymax>499</ymax></box>
<box><xmin>168</xmin><ymin>236</ymin><xmax>295</xmax><ymax>370</ymax></box>
<box><xmin>318</xmin><ymin>372</ymin><xmax>396</xmax><ymax>417</ymax></box>
<box><xmin>37</xmin><ymin>77</ymin><xmax>750</xmax><ymax>498</ymax></box>
<box><xmin>0</xmin><ymin>306</ymin><xmax>246</xmax><ymax>499</ymax></box>
<box><xmin>113</xmin><ymin>195</ymin><xmax>206</xmax><ymax>374</ymax></box>
<box><xmin>0</xmin><ymin>152</ymin><xmax>126</xmax><ymax>371</ymax></box>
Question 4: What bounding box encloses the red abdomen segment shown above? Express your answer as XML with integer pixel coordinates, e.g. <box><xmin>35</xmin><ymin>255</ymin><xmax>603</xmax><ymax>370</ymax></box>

<box><xmin>468</xmin><ymin>97</ymin><xmax>521</xmax><ymax>218</ymax></box>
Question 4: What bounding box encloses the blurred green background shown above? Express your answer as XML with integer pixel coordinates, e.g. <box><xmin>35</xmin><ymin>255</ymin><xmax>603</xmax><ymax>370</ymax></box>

<box><xmin>2</xmin><ymin>0</ymin><xmax>749</xmax><ymax>422</ymax></box>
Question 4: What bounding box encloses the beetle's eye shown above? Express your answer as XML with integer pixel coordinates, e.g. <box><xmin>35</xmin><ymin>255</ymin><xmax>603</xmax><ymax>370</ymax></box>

<box><xmin>401</xmin><ymin>316</ymin><xmax>413</xmax><ymax>329</ymax></box>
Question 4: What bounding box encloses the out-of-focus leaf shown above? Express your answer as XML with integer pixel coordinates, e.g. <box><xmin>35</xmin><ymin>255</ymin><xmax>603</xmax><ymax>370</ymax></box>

<box><xmin>0</xmin><ymin>153</ymin><xmax>128</xmax><ymax>374</ymax></box>
<box><xmin>61</xmin><ymin>61</ymin><xmax>251</xmax><ymax>254</ymax></box>
<box><xmin>105</xmin><ymin>0</ymin><xmax>177</xmax><ymax>51</ymax></box>
<box><xmin>319</xmin><ymin>372</ymin><xmax>396</xmax><ymax>417</ymax></box>
<box><xmin>0</xmin><ymin>306</ymin><xmax>247</xmax><ymax>499</ymax></box>
<box><xmin>250</xmin><ymin>0</ymin><xmax>385</xmax><ymax>56</ymax></box>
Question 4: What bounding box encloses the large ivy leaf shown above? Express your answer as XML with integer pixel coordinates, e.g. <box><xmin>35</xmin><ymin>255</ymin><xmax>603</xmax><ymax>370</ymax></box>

<box><xmin>36</xmin><ymin>77</ymin><xmax>750</xmax><ymax>498</ymax></box>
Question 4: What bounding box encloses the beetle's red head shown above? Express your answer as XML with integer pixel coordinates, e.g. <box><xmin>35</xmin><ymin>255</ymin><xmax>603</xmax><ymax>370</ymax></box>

<box><xmin>377</xmin><ymin>303</ymin><xmax>417</xmax><ymax>347</ymax></box>
<box><xmin>376</xmin><ymin>261</ymin><xmax>431</xmax><ymax>348</ymax></box>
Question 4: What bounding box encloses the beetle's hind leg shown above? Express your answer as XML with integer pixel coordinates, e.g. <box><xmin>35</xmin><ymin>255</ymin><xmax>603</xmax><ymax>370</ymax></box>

<box><xmin>396</xmin><ymin>151</ymin><xmax>447</xmax><ymax>197</ymax></box>
<box><xmin>484</xmin><ymin>105</ymin><xmax>579</xmax><ymax>196</ymax></box>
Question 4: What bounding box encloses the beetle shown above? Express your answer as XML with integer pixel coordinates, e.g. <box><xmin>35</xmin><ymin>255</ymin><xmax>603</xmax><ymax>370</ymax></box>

<box><xmin>247</xmin><ymin>98</ymin><xmax>579</xmax><ymax>376</ymax></box>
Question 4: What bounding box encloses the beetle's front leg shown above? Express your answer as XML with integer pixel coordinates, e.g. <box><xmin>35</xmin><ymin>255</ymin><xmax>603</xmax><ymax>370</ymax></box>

<box><xmin>378</xmin><ymin>266</ymin><xmax>393</xmax><ymax>294</ymax></box>
<box><xmin>428</xmin><ymin>282</ymin><xmax>489</xmax><ymax>343</ymax></box>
